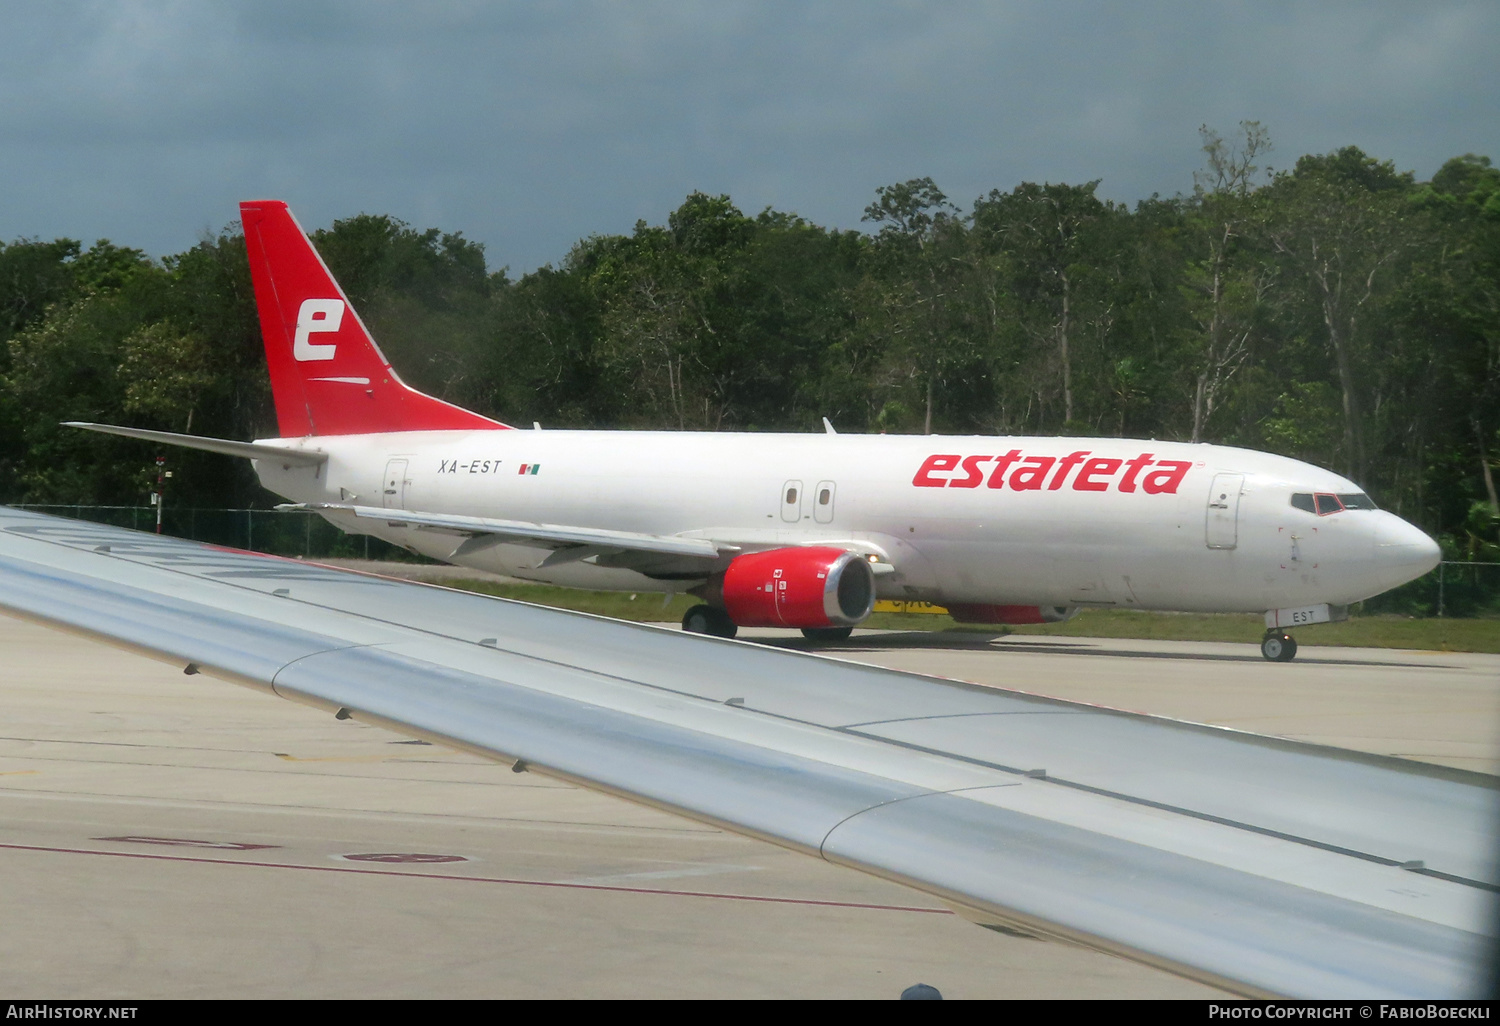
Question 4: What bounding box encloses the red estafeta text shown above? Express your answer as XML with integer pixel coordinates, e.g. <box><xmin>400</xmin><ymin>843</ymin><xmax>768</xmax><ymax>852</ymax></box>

<box><xmin>912</xmin><ymin>450</ymin><xmax>1192</xmax><ymax>494</ymax></box>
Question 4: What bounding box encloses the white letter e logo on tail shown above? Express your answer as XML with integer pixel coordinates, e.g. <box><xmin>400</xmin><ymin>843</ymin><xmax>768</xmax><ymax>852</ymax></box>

<box><xmin>293</xmin><ymin>299</ymin><xmax>344</xmax><ymax>361</ymax></box>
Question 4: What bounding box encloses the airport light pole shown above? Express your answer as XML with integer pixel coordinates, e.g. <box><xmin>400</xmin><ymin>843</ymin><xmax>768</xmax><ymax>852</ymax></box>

<box><xmin>154</xmin><ymin>456</ymin><xmax>165</xmax><ymax>534</ymax></box>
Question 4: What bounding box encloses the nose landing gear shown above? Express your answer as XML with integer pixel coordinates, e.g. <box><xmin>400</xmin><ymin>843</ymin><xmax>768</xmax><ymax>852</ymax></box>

<box><xmin>1261</xmin><ymin>630</ymin><xmax>1298</xmax><ymax>662</ymax></box>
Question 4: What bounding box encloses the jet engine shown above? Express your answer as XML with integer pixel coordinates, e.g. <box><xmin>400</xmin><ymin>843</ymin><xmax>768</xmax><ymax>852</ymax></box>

<box><xmin>945</xmin><ymin>603</ymin><xmax>1079</xmax><ymax>625</ymax></box>
<box><xmin>721</xmin><ymin>546</ymin><xmax>876</xmax><ymax>629</ymax></box>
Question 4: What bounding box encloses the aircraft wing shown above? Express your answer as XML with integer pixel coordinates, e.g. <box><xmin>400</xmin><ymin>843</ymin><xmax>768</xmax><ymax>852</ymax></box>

<box><xmin>0</xmin><ymin>505</ymin><xmax>1493</xmax><ymax>998</ymax></box>
<box><xmin>285</xmin><ymin>501</ymin><xmax>733</xmax><ymax>566</ymax></box>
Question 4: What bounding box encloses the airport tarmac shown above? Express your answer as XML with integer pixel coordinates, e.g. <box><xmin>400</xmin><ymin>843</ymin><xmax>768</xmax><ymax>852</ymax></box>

<box><xmin>2</xmin><ymin>612</ymin><xmax>1497</xmax><ymax>999</ymax></box>
<box><xmin>787</xmin><ymin>629</ymin><xmax>1500</xmax><ymax>775</ymax></box>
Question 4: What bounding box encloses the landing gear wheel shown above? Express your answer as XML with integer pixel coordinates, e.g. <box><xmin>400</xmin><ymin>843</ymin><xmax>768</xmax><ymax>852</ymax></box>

<box><xmin>1260</xmin><ymin>632</ymin><xmax>1298</xmax><ymax>662</ymax></box>
<box><xmin>682</xmin><ymin>604</ymin><xmax>738</xmax><ymax>639</ymax></box>
<box><xmin>801</xmin><ymin>626</ymin><xmax>854</xmax><ymax>642</ymax></box>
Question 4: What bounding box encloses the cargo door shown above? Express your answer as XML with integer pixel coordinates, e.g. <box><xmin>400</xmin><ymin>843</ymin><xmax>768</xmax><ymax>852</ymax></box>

<box><xmin>382</xmin><ymin>458</ymin><xmax>410</xmax><ymax>510</ymax></box>
<box><xmin>1205</xmin><ymin>473</ymin><xmax>1244</xmax><ymax>550</ymax></box>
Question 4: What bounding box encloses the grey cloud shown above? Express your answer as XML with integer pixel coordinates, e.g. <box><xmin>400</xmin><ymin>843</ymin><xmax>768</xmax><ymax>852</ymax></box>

<box><xmin>0</xmin><ymin>1</ymin><xmax>1494</xmax><ymax>270</ymax></box>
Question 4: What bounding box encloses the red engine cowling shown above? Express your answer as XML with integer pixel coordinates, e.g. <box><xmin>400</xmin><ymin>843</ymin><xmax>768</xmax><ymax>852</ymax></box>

<box><xmin>945</xmin><ymin>603</ymin><xmax>1078</xmax><ymax>625</ymax></box>
<box><xmin>722</xmin><ymin>547</ymin><xmax>876</xmax><ymax>629</ymax></box>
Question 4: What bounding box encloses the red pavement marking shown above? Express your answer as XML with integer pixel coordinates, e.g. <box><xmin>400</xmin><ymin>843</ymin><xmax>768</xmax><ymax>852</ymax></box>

<box><xmin>0</xmin><ymin>842</ymin><xmax>952</xmax><ymax>916</ymax></box>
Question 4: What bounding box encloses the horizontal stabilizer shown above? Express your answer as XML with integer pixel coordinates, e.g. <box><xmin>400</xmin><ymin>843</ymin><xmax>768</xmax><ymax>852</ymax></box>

<box><xmin>285</xmin><ymin>502</ymin><xmax>732</xmax><ymax>560</ymax></box>
<box><xmin>63</xmin><ymin>423</ymin><xmax>328</xmax><ymax>467</ymax></box>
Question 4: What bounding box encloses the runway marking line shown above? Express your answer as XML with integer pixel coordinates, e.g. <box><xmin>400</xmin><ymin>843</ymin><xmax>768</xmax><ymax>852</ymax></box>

<box><xmin>93</xmin><ymin>835</ymin><xmax>280</xmax><ymax>851</ymax></box>
<box><xmin>274</xmin><ymin>752</ymin><xmax>421</xmax><ymax>763</ymax></box>
<box><xmin>339</xmin><ymin>852</ymin><xmax>468</xmax><ymax>863</ymax></box>
<box><xmin>0</xmin><ymin>842</ymin><xmax>953</xmax><ymax>916</ymax></box>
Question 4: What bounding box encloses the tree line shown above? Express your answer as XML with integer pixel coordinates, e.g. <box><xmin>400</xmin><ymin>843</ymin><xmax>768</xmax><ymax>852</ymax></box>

<box><xmin>1</xmin><ymin>124</ymin><xmax>1496</xmax><ymax>564</ymax></box>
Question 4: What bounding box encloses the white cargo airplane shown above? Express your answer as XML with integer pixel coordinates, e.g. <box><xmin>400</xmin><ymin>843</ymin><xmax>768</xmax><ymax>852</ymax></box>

<box><xmin>69</xmin><ymin>200</ymin><xmax>1440</xmax><ymax>661</ymax></box>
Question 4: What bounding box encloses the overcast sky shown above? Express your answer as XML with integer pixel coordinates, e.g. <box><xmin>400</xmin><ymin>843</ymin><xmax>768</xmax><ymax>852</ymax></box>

<box><xmin>2</xmin><ymin>1</ymin><xmax>1496</xmax><ymax>273</ymax></box>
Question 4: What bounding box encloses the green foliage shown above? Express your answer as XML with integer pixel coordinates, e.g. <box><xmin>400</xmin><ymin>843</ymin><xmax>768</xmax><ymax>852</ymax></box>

<box><xmin>311</xmin><ymin>213</ymin><xmax>497</xmax><ymax>402</ymax></box>
<box><xmin>1</xmin><ymin>130</ymin><xmax>1498</xmax><ymax>577</ymax></box>
<box><xmin>0</xmin><ymin>238</ymin><xmax>81</xmax><ymax>347</ymax></box>
<box><xmin>118</xmin><ymin>322</ymin><xmax>215</xmax><ymax>429</ymax></box>
<box><xmin>1258</xmin><ymin>381</ymin><xmax>1344</xmax><ymax>462</ymax></box>
<box><xmin>1455</xmin><ymin>502</ymin><xmax>1500</xmax><ymax>563</ymax></box>
<box><xmin>70</xmin><ymin>240</ymin><xmax>155</xmax><ymax>294</ymax></box>
<box><xmin>6</xmin><ymin>293</ymin><xmax>159</xmax><ymax>501</ymax></box>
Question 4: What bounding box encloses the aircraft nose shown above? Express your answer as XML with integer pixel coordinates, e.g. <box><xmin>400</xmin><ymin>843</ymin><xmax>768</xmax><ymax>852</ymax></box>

<box><xmin>1372</xmin><ymin>514</ymin><xmax>1441</xmax><ymax>591</ymax></box>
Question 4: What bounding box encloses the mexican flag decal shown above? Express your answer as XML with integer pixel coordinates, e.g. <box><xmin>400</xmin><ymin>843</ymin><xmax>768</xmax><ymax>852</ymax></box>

<box><xmin>518</xmin><ymin>463</ymin><xmax>541</xmax><ymax>475</ymax></box>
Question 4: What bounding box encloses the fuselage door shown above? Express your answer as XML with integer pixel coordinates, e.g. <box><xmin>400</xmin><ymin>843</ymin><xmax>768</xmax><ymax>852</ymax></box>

<box><xmin>813</xmin><ymin>481</ymin><xmax>836</xmax><ymax>524</ymax></box>
<box><xmin>383</xmin><ymin>458</ymin><xmax>410</xmax><ymax>510</ymax></box>
<box><xmin>1205</xmin><ymin>473</ymin><xmax>1244</xmax><ymax>550</ymax></box>
<box><xmin>781</xmin><ymin>480</ymin><xmax>804</xmax><ymax>523</ymax></box>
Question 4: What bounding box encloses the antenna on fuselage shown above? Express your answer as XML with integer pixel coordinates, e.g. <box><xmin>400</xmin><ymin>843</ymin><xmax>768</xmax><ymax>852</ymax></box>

<box><xmin>823</xmin><ymin>417</ymin><xmax>837</xmax><ymax>435</ymax></box>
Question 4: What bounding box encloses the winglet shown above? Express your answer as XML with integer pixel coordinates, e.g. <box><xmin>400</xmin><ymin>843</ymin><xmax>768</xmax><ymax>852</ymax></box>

<box><xmin>239</xmin><ymin>200</ymin><xmax>510</xmax><ymax>437</ymax></box>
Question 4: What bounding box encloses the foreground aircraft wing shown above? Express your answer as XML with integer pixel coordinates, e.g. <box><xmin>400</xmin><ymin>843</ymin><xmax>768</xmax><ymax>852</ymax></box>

<box><xmin>285</xmin><ymin>501</ymin><xmax>732</xmax><ymax>564</ymax></box>
<box><xmin>0</xmin><ymin>506</ymin><xmax>1493</xmax><ymax>998</ymax></box>
<box><xmin>64</xmin><ymin>422</ymin><xmax>328</xmax><ymax>467</ymax></box>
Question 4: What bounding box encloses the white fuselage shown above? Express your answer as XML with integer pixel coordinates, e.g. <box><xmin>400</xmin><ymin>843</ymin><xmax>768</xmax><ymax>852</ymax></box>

<box><xmin>254</xmin><ymin>430</ymin><xmax>1440</xmax><ymax>614</ymax></box>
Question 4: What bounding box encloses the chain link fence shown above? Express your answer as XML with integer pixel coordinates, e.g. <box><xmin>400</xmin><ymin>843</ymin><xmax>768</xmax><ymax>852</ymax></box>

<box><xmin>12</xmin><ymin>504</ymin><xmax>1500</xmax><ymax>617</ymax></box>
<box><xmin>1434</xmin><ymin>561</ymin><xmax>1500</xmax><ymax>618</ymax></box>
<box><xmin>1374</xmin><ymin>561</ymin><xmax>1500</xmax><ymax>618</ymax></box>
<box><xmin>1362</xmin><ymin>559</ymin><xmax>1500</xmax><ymax>619</ymax></box>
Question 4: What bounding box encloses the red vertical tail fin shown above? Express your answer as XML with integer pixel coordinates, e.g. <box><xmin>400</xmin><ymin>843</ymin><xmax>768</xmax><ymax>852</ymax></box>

<box><xmin>240</xmin><ymin>200</ymin><xmax>509</xmax><ymax>437</ymax></box>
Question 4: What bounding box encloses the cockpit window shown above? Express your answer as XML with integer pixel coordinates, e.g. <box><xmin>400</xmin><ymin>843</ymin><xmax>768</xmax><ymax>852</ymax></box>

<box><xmin>1292</xmin><ymin>491</ymin><xmax>1377</xmax><ymax>515</ymax></box>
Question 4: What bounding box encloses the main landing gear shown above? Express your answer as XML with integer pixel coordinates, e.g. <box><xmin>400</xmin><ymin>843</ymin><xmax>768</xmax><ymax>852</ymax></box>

<box><xmin>1261</xmin><ymin>630</ymin><xmax>1298</xmax><ymax>662</ymax></box>
<box><xmin>680</xmin><ymin>606</ymin><xmax>856</xmax><ymax>643</ymax></box>
<box><xmin>682</xmin><ymin>604</ymin><xmax>738</xmax><ymax>639</ymax></box>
